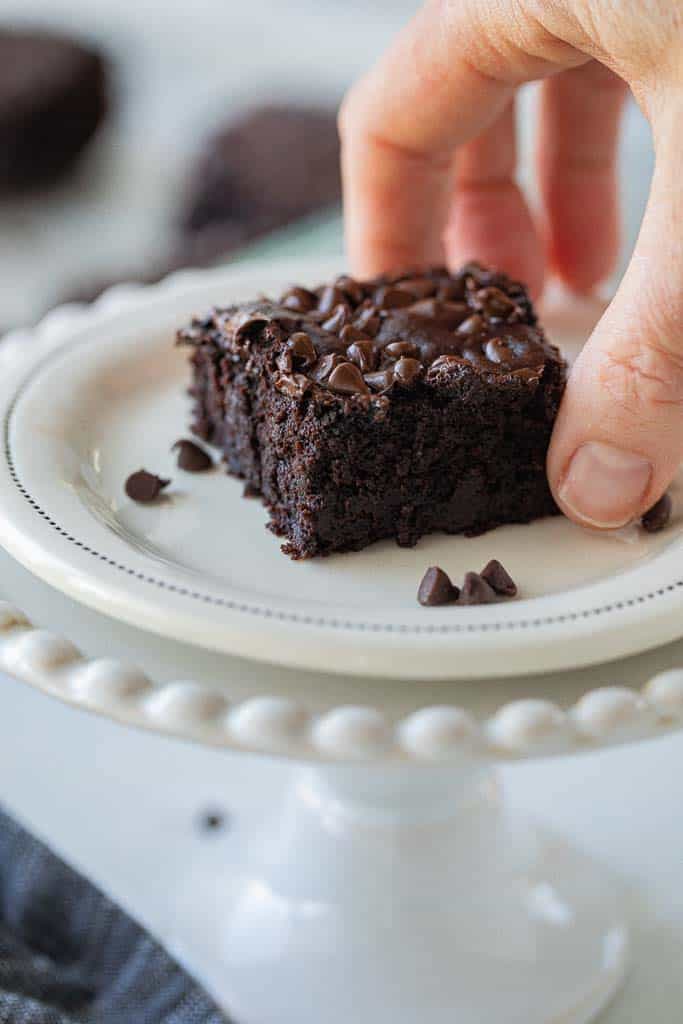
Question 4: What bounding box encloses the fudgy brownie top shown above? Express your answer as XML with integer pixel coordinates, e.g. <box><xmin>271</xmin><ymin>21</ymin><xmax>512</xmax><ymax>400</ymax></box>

<box><xmin>179</xmin><ymin>263</ymin><xmax>563</xmax><ymax>409</ymax></box>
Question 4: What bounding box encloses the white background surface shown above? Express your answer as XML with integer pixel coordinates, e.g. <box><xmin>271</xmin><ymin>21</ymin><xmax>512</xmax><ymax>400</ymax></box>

<box><xmin>0</xmin><ymin>1</ymin><xmax>674</xmax><ymax>1021</ymax></box>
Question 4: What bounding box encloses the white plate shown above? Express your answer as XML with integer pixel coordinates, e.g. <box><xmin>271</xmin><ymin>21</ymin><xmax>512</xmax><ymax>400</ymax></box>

<box><xmin>1</xmin><ymin>263</ymin><xmax>682</xmax><ymax>680</ymax></box>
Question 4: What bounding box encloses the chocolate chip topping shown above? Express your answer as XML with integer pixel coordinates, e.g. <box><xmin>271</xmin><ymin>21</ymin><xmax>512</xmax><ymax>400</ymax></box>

<box><xmin>393</xmin><ymin>357</ymin><xmax>422</xmax><ymax>385</ymax></box>
<box><xmin>642</xmin><ymin>492</ymin><xmax>672</xmax><ymax>532</ymax></box>
<box><xmin>457</xmin><ymin>571</ymin><xmax>498</xmax><ymax>605</ymax></box>
<box><xmin>179</xmin><ymin>264</ymin><xmax>557</xmax><ymax>403</ymax></box>
<box><xmin>173</xmin><ymin>439</ymin><xmax>213</xmax><ymax>472</ymax></box>
<box><xmin>288</xmin><ymin>331</ymin><xmax>317</xmax><ymax>367</ymax></box>
<box><xmin>347</xmin><ymin>340</ymin><xmax>378</xmax><ymax>372</ymax></box>
<box><xmin>364</xmin><ymin>369</ymin><xmax>394</xmax><ymax>392</ymax></box>
<box><xmin>417</xmin><ymin>566</ymin><xmax>458</xmax><ymax>606</ymax></box>
<box><xmin>328</xmin><ymin>361</ymin><xmax>369</xmax><ymax>395</ymax></box>
<box><xmin>374</xmin><ymin>286</ymin><xmax>414</xmax><ymax>310</ymax></box>
<box><xmin>125</xmin><ymin>470</ymin><xmax>170</xmax><ymax>503</ymax></box>
<box><xmin>280</xmin><ymin>286</ymin><xmax>317</xmax><ymax>313</ymax></box>
<box><xmin>480</xmin><ymin>559</ymin><xmax>517</xmax><ymax>596</ymax></box>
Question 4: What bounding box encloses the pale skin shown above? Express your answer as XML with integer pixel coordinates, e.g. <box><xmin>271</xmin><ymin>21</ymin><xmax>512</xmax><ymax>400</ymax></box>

<box><xmin>340</xmin><ymin>0</ymin><xmax>683</xmax><ymax>530</ymax></box>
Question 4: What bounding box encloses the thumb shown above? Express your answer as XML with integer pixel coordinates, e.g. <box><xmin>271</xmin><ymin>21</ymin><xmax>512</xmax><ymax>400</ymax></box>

<box><xmin>547</xmin><ymin>102</ymin><xmax>683</xmax><ymax>528</ymax></box>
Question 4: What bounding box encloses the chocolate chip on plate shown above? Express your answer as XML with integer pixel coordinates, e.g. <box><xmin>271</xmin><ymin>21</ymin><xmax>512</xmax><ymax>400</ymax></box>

<box><xmin>457</xmin><ymin>571</ymin><xmax>498</xmax><ymax>605</ymax></box>
<box><xmin>642</xmin><ymin>492</ymin><xmax>672</xmax><ymax>533</ymax></box>
<box><xmin>417</xmin><ymin>566</ymin><xmax>458</xmax><ymax>606</ymax></box>
<box><xmin>480</xmin><ymin>559</ymin><xmax>517</xmax><ymax>597</ymax></box>
<box><xmin>125</xmin><ymin>469</ymin><xmax>170</xmax><ymax>503</ymax></box>
<box><xmin>173</xmin><ymin>439</ymin><xmax>213</xmax><ymax>472</ymax></box>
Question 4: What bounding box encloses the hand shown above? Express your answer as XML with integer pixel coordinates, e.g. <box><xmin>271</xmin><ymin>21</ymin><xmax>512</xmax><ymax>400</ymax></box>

<box><xmin>340</xmin><ymin>1</ymin><xmax>683</xmax><ymax>529</ymax></box>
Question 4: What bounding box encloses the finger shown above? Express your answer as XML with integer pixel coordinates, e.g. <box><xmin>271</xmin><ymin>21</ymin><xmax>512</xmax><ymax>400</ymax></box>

<box><xmin>445</xmin><ymin>100</ymin><xmax>544</xmax><ymax>297</ymax></box>
<box><xmin>339</xmin><ymin>0</ymin><xmax>580</xmax><ymax>277</ymax></box>
<box><xmin>548</xmin><ymin>103</ymin><xmax>683</xmax><ymax>528</ymax></box>
<box><xmin>538</xmin><ymin>63</ymin><xmax>628</xmax><ymax>293</ymax></box>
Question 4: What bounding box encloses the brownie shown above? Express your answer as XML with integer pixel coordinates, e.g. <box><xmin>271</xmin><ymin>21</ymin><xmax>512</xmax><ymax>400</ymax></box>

<box><xmin>0</xmin><ymin>28</ymin><xmax>108</xmax><ymax>191</ymax></box>
<box><xmin>179</xmin><ymin>263</ymin><xmax>566</xmax><ymax>559</ymax></box>
<box><xmin>182</xmin><ymin>106</ymin><xmax>340</xmax><ymax>260</ymax></box>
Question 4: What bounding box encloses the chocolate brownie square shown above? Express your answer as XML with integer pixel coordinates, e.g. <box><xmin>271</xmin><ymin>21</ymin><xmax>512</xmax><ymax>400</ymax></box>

<box><xmin>0</xmin><ymin>28</ymin><xmax>108</xmax><ymax>191</ymax></box>
<box><xmin>178</xmin><ymin>263</ymin><xmax>566</xmax><ymax>559</ymax></box>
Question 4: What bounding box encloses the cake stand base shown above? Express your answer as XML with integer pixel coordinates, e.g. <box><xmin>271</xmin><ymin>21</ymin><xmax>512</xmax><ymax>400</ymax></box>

<box><xmin>170</xmin><ymin>762</ymin><xmax>629</xmax><ymax>1024</ymax></box>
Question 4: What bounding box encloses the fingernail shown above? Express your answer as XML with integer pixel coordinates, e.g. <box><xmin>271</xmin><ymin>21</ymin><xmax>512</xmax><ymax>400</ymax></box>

<box><xmin>559</xmin><ymin>442</ymin><xmax>652</xmax><ymax>529</ymax></box>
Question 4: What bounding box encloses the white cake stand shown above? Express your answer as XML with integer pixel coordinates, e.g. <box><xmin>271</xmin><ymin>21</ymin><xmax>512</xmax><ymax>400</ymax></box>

<box><xmin>4</xmin><ymin>555</ymin><xmax>683</xmax><ymax>1024</ymax></box>
<box><xmin>2</xmin><ymin>266</ymin><xmax>683</xmax><ymax>1023</ymax></box>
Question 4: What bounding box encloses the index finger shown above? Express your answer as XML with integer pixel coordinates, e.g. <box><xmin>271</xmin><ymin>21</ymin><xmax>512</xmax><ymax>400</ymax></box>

<box><xmin>339</xmin><ymin>0</ymin><xmax>576</xmax><ymax>276</ymax></box>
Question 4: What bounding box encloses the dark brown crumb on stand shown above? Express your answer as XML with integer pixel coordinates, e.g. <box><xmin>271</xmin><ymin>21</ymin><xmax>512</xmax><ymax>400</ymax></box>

<box><xmin>125</xmin><ymin>470</ymin><xmax>170</xmax><ymax>503</ymax></box>
<box><xmin>481</xmin><ymin>559</ymin><xmax>518</xmax><ymax>596</ymax></box>
<box><xmin>457</xmin><ymin>572</ymin><xmax>498</xmax><ymax>605</ymax></box>
<box><xmin>641</xmin><ymin>493</ymin><xmax>672</xmax><ymax>533</ymax></box>
<box><xmin>173</xmin><ymin>439</ymin><xmax>213</xmax><ymax>472</ymax></box>
<box><xmin>417</xmin><ymin>566</ymin><xmax>459</xmax><ymax>606</ymax></box>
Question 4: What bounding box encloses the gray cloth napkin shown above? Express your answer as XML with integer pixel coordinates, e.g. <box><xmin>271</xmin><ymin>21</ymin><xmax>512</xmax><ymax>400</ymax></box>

<box><xmin>0</xmin><ymin>808</ymin><xmax>227</xmax><ymax>1023</ymax></box>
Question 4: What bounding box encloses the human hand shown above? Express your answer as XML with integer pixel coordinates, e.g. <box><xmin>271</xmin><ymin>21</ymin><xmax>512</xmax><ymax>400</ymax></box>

<box><xmin>340</xmin><ymin>1</ymin><xmax>683</xmax><ymax>529</ymax></box>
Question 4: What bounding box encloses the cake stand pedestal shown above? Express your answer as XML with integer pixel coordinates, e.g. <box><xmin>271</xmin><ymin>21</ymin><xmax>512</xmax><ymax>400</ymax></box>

<box><xmin>172</xmin><ymin>761</ymin><xmax>627</xmax><ymax>1024</ymax></box>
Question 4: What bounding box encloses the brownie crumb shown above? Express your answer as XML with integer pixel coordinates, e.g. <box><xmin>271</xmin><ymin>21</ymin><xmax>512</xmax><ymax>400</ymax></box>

<box><xmin>173</xmin><ymin>439</ymin><xmax>213</xmax><ymax>472</ymax></box>
<box><xmin>125</xmin><ymin>470</ymin><xmax>170</xmax><ymax>503</ymax></box>
<box><xmin>642</xmin><ymin>493</ymin><xmax>672</xmax><ymax>533</ymax></box>
<box><xmin>417</xmin><ymin>566</ymin><xmax>458</xmax><ymax>606</ymax></box>
<box><xmin>457</xmin><ymin>571</ymin><xmax>498</xmax><ymax>606</ymax></box>
<box><xmin>481</xmin><ymin>559</ymin><xmax>517</xmax><ymax>596</ymax></box>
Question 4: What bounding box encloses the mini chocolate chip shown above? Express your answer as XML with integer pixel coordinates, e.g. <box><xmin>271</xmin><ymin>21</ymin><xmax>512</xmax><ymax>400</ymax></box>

<box><xmin>354</xmin><ymin>307</ymin><xmax>381</xmax><ymax>337</ymax></box>
<box><xmin>406</xmin><ymin>298</ymin><xmax>469</xmax><ymax>329</ymax></box>
<box><xmin>393</xmin><ymin>357</ymin><xmax>422</xmax><ymax>385</ymax></box>
<box><xmin>233</xmin><ymin>312</ymin><xmax>270</xmax><ymax>344</ymax></box>
<box><xmin>322</xmin><ymin>303</ymin><xmax>351</xmax><ymax>333</ymax></box>
<box><xmin>385</xmin><ymin>340</ymin><xmax>419</xmax><ymax>359</ymax></box>
<box><xmin>407</xmin><ymin>298</ymin><xmax>439</xmax><ymax>319</ymax></box>
<box><xmin>374</xmin><ymin>286</ymin><xmax>414</xmax><ymax>310</ymax></box>
<box><xmin>364</xmin><ymin>369</ymin><xmax>394</xmax><ymax>391</ymax></box>
<box><xmin>125</xmin><ymin>470</ymin><xmax>170</xmax><ymax>503</ymax></box>
<box><xmin>172</xmin><ymin>440</ymin><xmax>213</xmax><ymax>473</ymax></box>
<box><xmin>417</xmin><ymin>566</ymin><xmax>457</xmax><ymax>606</ymax></box>
<box><xmin>457</xmin><ymin>313</ymin><xmax>484</xmax><ymax>335</ymax></box>
<box><xmin>243</xmin><ymin>482</ymin><xmax>260</xmax><ymax>498</ymax></box>
<box><xmin>642</xmin><ymin>493</ymin><xmax>672</xmax><ymax>532</ymax></box>
<box><xmin>472</xmin><ymin>286</ymin><xmax>517</xmax><ymax>320</ymax></box>
<box><xmin>275</xmin><ymin>373</ymin><xmax>310</xmax><ymax>398</ymax></box>
<box><xmin>437</xmin><ymin>279</ymin><xmax>466</xmax><ymax>301</ymax></box>
<box><xmin>480</xmin><ymin>559</ymin><xmax>517</xmax><ymax>597</ymax></box>
<box><xmin>310</xmin><ymin>353</ymin><xmax>340</xmax><ymax>382</ymax></box>
<box><xmin>279</xmin><ymin>286</ymin><xmax>317</xmax><ymax>312</ymax></box>
<box><xmin>318</xmin><ymin>284</ymin><xmax>346</xmax><ymax>314</ymax></box>
<box><xmin>484</xmin><ymin>337</ymin><xmax>515</xmax><ymax>364</ymax></box>
<box><xmin>340</xmin><ymin>324</ymin><xmax>367</xmax><ymax>344</ymax></box>
<box><xmin>395</xmin><ymin>277</ymin><xmax>438</xmax><ymax>300</ymax></box>
<box><xmin>335</xmin><ymin>275</ymin><xmax>365</xmax><ymax>306</ymax></box>
<box><xmin>328</xmin><ymin>361</ymin><xmax>370</xmax><ymax>395</ymax></box>
<box><xmin>288</xmin><ymin>331</ymin><xmax>317</xmax><ymax>367</ymax></box>
<box><xmin>347</xmin><ymin>340</ymin><xmax>378</xmax><ymax>372</ymax></box>
<box><xmin>457</xmin><ymin>572</ymin><xmax>498</xmax><ymax>605</ymax></box>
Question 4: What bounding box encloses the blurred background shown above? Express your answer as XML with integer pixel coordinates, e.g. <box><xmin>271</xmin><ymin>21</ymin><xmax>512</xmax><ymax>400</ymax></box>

<box><xmin>0</xmin><ymin>0</ymin><xmax>654</xmax><ymax>330</ymax></box>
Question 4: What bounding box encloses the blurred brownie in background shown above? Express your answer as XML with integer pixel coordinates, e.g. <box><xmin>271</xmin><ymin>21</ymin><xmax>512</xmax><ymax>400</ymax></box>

<box><xmin>181</xmin><ymin>105</ymin><xmax>341</xmax><ymax>261</ymax></box>
<box><xmin>0</xmin><ymin>28</ymin><xmax>108</xmax><ymax>191</ymax></box>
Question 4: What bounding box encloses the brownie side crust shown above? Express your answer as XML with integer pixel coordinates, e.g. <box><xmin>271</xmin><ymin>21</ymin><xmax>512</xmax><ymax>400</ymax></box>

<box><xmin>179</xmin><ymin>264</ymin><xmax>566</xmax><ymax>558</ymax></box>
